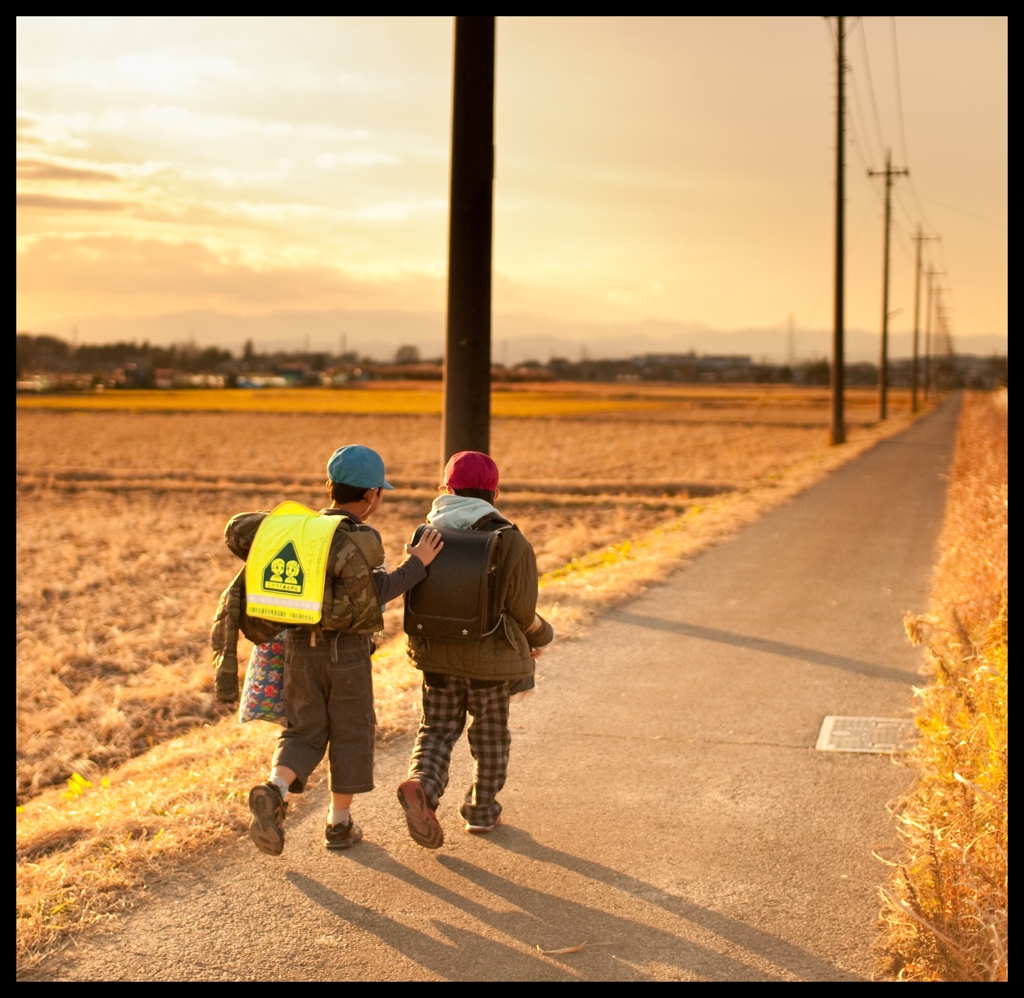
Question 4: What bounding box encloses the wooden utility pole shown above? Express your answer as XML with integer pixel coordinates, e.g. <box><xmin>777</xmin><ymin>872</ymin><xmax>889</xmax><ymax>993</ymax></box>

<box><xmin>923</xmin><ymin>268</ymin><xmax>945</xmax><ymax>400</ymax></box>
<box><xmin>868</xmin><ymin>149</ymin><xmax>908</xmax><ymax>420</ymax></box>
<box><xmin>934</xmin><ymin>287</ymin><xmax>953</xmax><ymax>390</ymax></box>
<box><xmin>910</xmin><ymin>227</ymin><xmax>939</xmax><ymax>412</ymax></box>
<box><xmin>830</xmin><ymin>16</ymin><xmax>846</xmax><ymax>446</ymax></box>
<box><xmin>911</xmin><ymin>226</ymin><xmax>923</xmax><ymax>412</ymax></box>
<box><xmin>923</xmin><ymin>269</ymin><xmax>933</xmax><ymax>399</ymax></box>
<box><xmin>441</xmin><ymin>16</ymin><xmax>495</xmax><ymax>466</ymax></box>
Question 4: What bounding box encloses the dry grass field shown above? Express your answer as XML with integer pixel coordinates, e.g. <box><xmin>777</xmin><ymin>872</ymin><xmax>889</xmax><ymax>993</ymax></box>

<box><xmin>16</xmin><ymin>488</ymin><xmax>674</xmax><ymax>802</ymax></box>
<box><xmin>880</xmin><ymin>390</ymin><xmax>1007</xmax><ymax>982</ymax></box>
<box><xmin>17</xmin><ymin>383</ymin><xmax>926</xmax><ymax>970</ymax></box>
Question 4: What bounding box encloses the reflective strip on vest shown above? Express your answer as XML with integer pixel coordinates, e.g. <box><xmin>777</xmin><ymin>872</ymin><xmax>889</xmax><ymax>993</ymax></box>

<box><xmin>245</xmin><ymin>501</ymin><xmax>341</xmax><ymax>625</ymax></box>
<box><xmin>250</xmin><ymin>594</ymin><xmax>323</xmax><ymax>612</ymax></box>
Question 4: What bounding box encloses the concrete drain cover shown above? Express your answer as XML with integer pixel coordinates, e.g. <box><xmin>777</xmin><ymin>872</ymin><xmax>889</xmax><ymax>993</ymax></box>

<box><xmin>815</xmin><ymin>716</ymin><xmax>917</xmax><ymax>754</ymax></box>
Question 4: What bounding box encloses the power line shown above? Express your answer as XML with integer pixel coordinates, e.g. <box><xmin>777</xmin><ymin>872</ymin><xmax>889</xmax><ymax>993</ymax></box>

<box><xmin>825</xmin><ymin>18</ymin><xmax>876</xmax><ymax>187</ymax></box>
<box><xmin>824</xmin><ymin>16</ymin><xmax>863</xmax><ymax>57</ymax></box>
<box><xmin>825</xmin><ymin>16</ymin><xmax>884</xmax><ymax>210</ymax></box>
<box><xmin>877</xmin><ymin>24</ymin><xmax>959</xmax><ymax>341</ymax></box>
<box><xmin>824</xmin><ymin>18</ymin><xmax>965</xmax><ymax>370</ymax></box>
<box><xmin>893</xmin><ymin>192</ymin><xmax>947</xmax><ymax>303</ymax></box>
<box><xmin>846</xmin><ymin>70</ymin><xmax>884</xmax><ymax>183</ymax></box>
<box><xmin>892</xmin><ymin>182</ymin><xmax>920</xmax><ymax>232</ymax></box>
<box><xmin>890</xmin><ymin>17</ymin><xmax>910</xmax><ymax>170</ymax></box>
<box><xmin>824</xmin><ymin>15</ymin><xmax>838</xmax><ymax>58</ymax></box>
<box><xmin>847</xmin><ymin>193</ymin><xmax>879</xmax><ymax>250</ymax></box>
<box><xmin>882</xmin><ymin>91</ymin><xmax>942</xmax><ymax>306</ymax></box>
<box><xmin>912</xmin><ymin>192</ymin><xmax>1007</xmax><ymax>229</ymax></box>
<box><xmin>855</xmin><ymin>19</ymin><xmax>887</xmax><ymax>161</ymax></box>
<box><xmin>907</xmin><ymin>180</ymin><xmax>937</xmax><ymax>237</ymax></box>
<box><xmin>864</xmin><ymin>14</ymin><xmax>944</xmax><ymax>259</ymax></box>
<box><xmin>828</xmin><ymin>18</ymin><xmax>920</xmax><ymax>338</ymax></box>
<box><xmin>891</xmin><ymin>226</ymin><xmax>915</xmax><ymax>265</ymax></box>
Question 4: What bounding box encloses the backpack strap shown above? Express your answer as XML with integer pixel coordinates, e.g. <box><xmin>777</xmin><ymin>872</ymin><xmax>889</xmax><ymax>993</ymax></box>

<box><xmin>469</xmin><ymin>511</ymin><xmax>517</xmax><ymax>532</ymax></box>
<box><xmin>469</xmin><ymin>515</ymin><xmax>519</xmax><ymax>642</ymax></box>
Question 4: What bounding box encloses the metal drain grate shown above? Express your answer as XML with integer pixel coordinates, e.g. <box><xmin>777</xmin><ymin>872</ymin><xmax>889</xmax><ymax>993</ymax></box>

<box><xmin>815</xmin><ymin>716</ymin><xmax>917</xmax><ymax>754</ymax></box>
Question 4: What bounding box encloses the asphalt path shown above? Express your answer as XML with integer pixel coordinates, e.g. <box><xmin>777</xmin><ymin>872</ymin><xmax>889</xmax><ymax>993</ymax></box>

<box><xmin>34</xmin><ymin>399</ymin><xmax>958</xmax><ymax>981</ymax></box>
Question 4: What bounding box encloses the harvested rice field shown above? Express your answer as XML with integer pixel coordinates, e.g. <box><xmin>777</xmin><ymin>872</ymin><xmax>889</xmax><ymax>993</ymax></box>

<box><xmin>17</xmin><ymin>384</ymin><xmax>906</xmax><ymax>802</ymax></box>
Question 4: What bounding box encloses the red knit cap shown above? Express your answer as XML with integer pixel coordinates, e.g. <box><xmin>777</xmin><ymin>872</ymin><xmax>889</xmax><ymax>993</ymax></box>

<box><xmin>442</xmin><ymin>450</ymin><xmax>499</xmax><ymax>491</ymax></box>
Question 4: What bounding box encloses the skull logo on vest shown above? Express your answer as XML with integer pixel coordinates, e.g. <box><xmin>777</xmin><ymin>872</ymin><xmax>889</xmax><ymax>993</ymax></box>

<box><xmin>262</xmin><ymin>541</ymin><xmax>304</xmax><ymax>594</ymax></box>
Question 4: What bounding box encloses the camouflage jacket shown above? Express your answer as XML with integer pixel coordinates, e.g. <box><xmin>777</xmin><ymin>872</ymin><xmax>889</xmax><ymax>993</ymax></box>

<box><xmin>211</xmin><ymin>509</ymin><xmax>385</xmax><ymax>703</ymax></box>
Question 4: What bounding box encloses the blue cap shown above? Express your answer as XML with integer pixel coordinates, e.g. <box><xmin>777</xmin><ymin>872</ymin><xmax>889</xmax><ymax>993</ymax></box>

<box><xmin>326</xmin><ymin>445</ymin><xmax>394</xmax><ymax>490</ymax></box>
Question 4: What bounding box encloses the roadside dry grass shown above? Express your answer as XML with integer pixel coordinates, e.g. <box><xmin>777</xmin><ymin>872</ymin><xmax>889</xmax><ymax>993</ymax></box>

<box><xmin>16</xmin><ymin>395</ymin><xmax>928</xmax><ymax>973</ymax></box>
<box><xmin>879</xmin><ymin>390</ymin><xmax>1007</xmax><ymax>982</ymax></box>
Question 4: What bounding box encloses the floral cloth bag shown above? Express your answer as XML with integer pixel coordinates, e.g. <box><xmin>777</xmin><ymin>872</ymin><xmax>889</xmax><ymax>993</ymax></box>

<box><xmin>238</xmin><ymin>634</ymin><xmax>287</xmax><ymax>725</ymax></box>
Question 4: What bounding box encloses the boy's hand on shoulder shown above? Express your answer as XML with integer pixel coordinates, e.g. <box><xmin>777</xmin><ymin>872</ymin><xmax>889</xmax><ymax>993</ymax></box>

<box><xmin>407</xmin><ymin>528</ymin><xmax>444</xmax><ymax>567</ymax></box>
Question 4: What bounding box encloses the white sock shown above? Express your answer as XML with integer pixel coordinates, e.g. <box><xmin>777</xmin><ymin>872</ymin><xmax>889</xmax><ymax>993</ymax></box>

<box><xmin>269</xmin><ymin>774</ymin><xmax>290</xmax><ymax>801</ymax></box>
<box><xmin>328</xmin><ymin>805</ymin><xmax>350</xmax><ymax>827</ymax></box>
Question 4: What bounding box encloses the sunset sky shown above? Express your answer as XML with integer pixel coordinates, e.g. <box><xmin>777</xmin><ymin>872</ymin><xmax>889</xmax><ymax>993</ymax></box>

<box><xmin>16</xmin><ymin>16</ymin><xmax>1007</xmax><ymax>359</ymax></box>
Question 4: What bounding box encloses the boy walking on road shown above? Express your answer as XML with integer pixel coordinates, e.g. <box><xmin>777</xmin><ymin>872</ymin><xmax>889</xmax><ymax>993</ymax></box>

<box><xmin>398</xmin><ymin>451</ymin><xmax>554</xmax><ymax>848</ymax></box>
<box><xmin>213</xmin><ymin>445</ymin><xmax>442</xmax><ymax>855</ymax></box>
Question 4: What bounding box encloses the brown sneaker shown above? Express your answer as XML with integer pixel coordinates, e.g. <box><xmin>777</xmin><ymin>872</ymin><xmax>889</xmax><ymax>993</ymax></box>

<box><xmin>248</xmin><ymin>782</ymin><xmax>286</xmax><ymax>856</ymax></box>
<box><xmin>324</xmin><ymin>818</ymin><xmax>363</xmax><ymax>850</ymax></box>
<box><xmin>397</xmin><ymin>779</ymin><xmax>444</xmax><ymax>849</ymax></box>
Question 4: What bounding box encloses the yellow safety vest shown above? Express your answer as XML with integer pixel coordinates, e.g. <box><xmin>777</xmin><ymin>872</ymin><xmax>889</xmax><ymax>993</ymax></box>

<box><xmin>245</xmin><ymin>502</ymin><xmax>341</xmax><ymax>625</ymax></box>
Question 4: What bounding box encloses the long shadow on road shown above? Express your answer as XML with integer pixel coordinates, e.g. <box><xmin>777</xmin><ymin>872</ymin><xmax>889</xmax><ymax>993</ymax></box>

<box><xmin>606</xmin><ymin>610</ymin><xmax>911</xmax><ymax>685</ymax></box>
<box><xmin>286</xmin><ymin>868</ymin><xmax>542</xmax><ymax>981</ymax></box>
<box><xmin>484</xmin><ymin>827</ymin><xmax>865</xmax><ymax>981</ymax></box>
<box><xmin>290</xmin><ymin>829</ymin><xmax>863</xmax><ymax>981</ymax></box>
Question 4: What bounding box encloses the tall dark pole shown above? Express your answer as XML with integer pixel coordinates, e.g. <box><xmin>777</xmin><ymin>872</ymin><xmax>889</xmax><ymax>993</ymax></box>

<box><xmin>830</xmin><ymin>16</ymin><xmax>846</xmax><ymax>445</ymax></box>
<box><xmin>868</xmin><ymin>149</ymin><xmax>908</xmax><ymax>420</ymax></box>
<box><xmin>442</xmin><ymin>16</ymin><xmax>495</xmax><ymax>467</ymax></box>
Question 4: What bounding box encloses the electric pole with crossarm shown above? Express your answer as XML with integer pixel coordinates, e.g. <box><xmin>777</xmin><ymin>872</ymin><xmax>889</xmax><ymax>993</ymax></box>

<box><xmin>910</xmin><ymin>226</ymin><xmax>940</xmax><ymax>412</ymax></box>
<box><xmin>923</xmin><ymin>268</ymin><xmax>944</xmax><ymax>400</ymax></box>
<box><xmin>868</xmin><ymin>149</ymin><xmax>908</xmax><ymax>421</ymax></box>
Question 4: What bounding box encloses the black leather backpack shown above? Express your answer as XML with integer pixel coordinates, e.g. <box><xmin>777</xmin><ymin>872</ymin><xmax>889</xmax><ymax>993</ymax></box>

<box><xmin>403</xmin><ymin>519</ymin><xmax>515</xmax><ymax>641</ymax></box>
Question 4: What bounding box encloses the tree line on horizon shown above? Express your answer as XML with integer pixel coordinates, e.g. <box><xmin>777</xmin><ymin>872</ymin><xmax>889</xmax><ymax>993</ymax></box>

<box><xmin>16</xmin><ymin>332</ymin><xmax>1005</xmax><ymax>390</ymax></box>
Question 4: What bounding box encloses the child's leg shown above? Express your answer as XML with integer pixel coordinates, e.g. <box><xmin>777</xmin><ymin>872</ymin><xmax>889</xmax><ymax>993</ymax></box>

<box><xmin>408</xmin><ymin>674</ymin><xmax>469</xmax><ymax>809</ymax></box>
<box><xmin>324</xmin><ymin>640</ymin><xmax>376</xmax><ymax>800</ymax></box>
<box><xmin>325</xmin><ymin>792</ymin><xmax>354</xmax><ymax>830</ymax></box>
<box><xmin>268</xmin><ymin>765</ymin><xmax>298</xmax><ymax>798</ymax></box>
<box><xmin>462</xmin><ymin>681</ymin><xmax>511</xmax><ymax>827</ymax></box>
<box><xmin>250</xmin><ymin>635</ymin><xmax>332</xmax><ymax>856</ymax></box>
<box><xmin>270</xmin><ymin>633</ymin><xmax>332</xmax><ymax>793</ymax></box>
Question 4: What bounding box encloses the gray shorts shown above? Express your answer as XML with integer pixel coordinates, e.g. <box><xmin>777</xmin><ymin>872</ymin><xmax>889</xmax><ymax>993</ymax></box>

<box><xmin>272</xmin><ymin>630</ymin><xmax>376</xmax><ymax>795</ymax></box>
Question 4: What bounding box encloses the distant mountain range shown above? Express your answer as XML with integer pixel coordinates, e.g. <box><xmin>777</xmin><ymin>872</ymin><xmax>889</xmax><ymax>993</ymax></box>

<box><xmin>25</xmin><ymin>309</ymin><xmax>1007</xmax><ymax>365</ymax></box>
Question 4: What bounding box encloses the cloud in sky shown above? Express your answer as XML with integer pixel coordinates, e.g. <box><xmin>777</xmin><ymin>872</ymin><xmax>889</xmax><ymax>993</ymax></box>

<box><xmin>16</xmin><ymin>16</ymin><xmax>1007</xmax><ymax>345</ymax></box>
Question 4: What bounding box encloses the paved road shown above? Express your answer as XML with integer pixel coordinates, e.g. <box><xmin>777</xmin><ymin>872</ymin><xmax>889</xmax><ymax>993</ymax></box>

<box><xmin>35</xmin><ymin>400</ymin><xmax>958</xmax><ymax>981</ymax></box>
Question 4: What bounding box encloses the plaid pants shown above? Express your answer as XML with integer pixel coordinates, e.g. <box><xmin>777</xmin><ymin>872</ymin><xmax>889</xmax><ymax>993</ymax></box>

<box><xmin>408</xmin><ymin>674</ymin><xmax>511</xmax><ymax>827</ymax></box>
